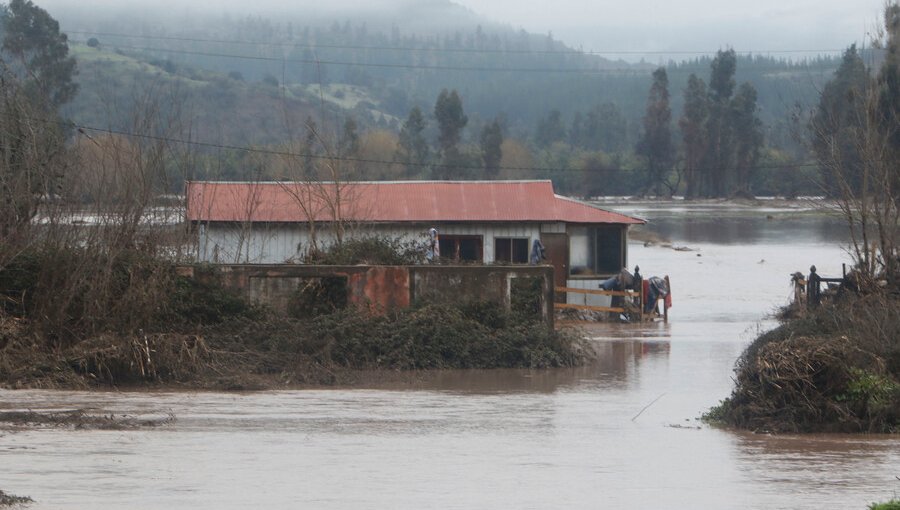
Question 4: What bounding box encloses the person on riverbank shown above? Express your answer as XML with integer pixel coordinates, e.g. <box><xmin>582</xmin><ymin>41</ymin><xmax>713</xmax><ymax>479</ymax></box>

<box><xmin>599</xmin><ymin>267</ymin><xmax>634</xmax><ymax>291</ymax></box>
<box><xmin>644</xmin><ymin>276</ymin><xmax>669</xmax><ymax>313</ymax></box>
<box><xmin>529</xmin><ymin>239</ymin><xmax>546</xmax><ymax>265</ymax></box>
<box><xmin>425</xmin><ymin>228</ymin><xmax>440</xmax><ymax>263</ymax></box>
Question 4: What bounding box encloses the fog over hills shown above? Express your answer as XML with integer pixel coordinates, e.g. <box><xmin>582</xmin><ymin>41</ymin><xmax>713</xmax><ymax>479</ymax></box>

<box><xmin>41</xmin><ymin>0</ymin><xmax>884</xmax><ymax>62</ymax></box>
<box><xmin>39</xmin><ymin>0</ymin><xmax>497</xmax><ymax>37</ymax></box>
<box><xmin>455</xmin><ymin>0</ymin><xmax>882</xmax><ymax>60</ymax></box>
<box><xmin>20</xmin><ymin>0</ymin><xmax>879</xmax><ymax>196</ymax></box>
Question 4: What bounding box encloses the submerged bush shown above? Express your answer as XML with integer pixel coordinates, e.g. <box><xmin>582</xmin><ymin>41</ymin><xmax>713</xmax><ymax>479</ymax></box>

<box><xmin>308</xmin><ymin>301</ymin><xmax>581</xmax><ymax>370</ymax></box>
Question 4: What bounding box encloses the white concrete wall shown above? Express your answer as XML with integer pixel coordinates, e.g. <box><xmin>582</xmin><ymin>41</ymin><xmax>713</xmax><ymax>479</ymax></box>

<box><xmin>197</xmin><ymin>222</ymin><xmax>545</xmax><ymax>264</ymax></box>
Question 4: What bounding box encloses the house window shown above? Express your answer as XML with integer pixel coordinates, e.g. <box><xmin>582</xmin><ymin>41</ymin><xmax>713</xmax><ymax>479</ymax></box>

<box><xmin>495</xmin><ymin>238</ymin><xmax>529</xmax><ymax>264</ymax></box>
<box><xmin>439</xmin><ymin>235</ymin><xmax>483</xmax><ymax>262</ymax></box>
<box><xmin>594</xmin><ymin>226</ymin><xmax>623</xmax><ymax>274</ymax></box>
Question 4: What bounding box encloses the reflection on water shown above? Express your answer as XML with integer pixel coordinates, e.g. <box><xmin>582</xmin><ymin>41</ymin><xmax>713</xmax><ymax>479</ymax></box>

<box><xmin>2</xmin><ymin>205</ymin><xmax>900</xmax><ymax>510</ymax></box>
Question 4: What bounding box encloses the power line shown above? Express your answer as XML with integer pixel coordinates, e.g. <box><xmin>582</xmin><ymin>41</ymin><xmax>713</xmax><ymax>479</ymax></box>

<box><xmin>82</xmin><ymin>42</ymin><xmax>841</xmax><ymax>76</ymax></box>
<box><xmin>52</xmin><ymin>117</ymin><xmax>820</xmax><ymax>175</ymax></box>
<box><xmin>67</xmin><ymin>29</ymin><xmax>847</xmax><ymax>58</ymax></box>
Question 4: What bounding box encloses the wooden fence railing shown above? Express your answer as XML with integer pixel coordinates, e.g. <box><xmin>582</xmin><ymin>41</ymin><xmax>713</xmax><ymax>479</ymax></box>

<box><xmin>554</xmin><ymin>275</ymin><xmax>671</xmax><ymax>322</ymax></box>
<box><xmin>793</xmin><ymin>265</ymin><xmax>846</xmax><ymax>309</ymax></box>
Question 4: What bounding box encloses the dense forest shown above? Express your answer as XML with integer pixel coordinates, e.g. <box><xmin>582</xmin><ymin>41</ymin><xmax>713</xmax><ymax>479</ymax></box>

<box><xmin>22</xmin><ymin>0</ymin><xmax>869</xmax><ymax>197</ymax></box>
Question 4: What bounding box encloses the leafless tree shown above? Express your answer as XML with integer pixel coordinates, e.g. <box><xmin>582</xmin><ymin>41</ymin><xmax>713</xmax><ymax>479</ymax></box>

<box><xmin>812</xmin><ymin>11</ymin><xmax>900</xmax><ymax>289</ymax></box>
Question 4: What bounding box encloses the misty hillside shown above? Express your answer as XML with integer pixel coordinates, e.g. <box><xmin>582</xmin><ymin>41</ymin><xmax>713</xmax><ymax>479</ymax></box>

<box><xmin>33</xmin><ymin>0</ymin><xmax>852</xmax><ymax>196</ymax></box>
<box><xmin>57</xmin><ymin>0</ymin><xmax>839</xmax><ymax>139</ymax></box>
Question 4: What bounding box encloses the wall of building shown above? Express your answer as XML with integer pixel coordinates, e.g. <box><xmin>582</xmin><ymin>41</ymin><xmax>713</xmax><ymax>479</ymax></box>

<box><xmin>181</xmin><ymin>264</ymin><xmax>555</xmax><ymax>326</ymax></box>
<box><xmin>196</xmin><ymin>222</ymin><xmax>556</xmax><ymax>264</ymax></box>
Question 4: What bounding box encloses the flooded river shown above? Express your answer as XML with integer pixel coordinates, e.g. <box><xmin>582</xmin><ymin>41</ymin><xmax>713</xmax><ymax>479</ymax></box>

<box><xmin>3</xmin><ymin>202</ymin><xmax>900</xmax><ymax>509</ymax></box>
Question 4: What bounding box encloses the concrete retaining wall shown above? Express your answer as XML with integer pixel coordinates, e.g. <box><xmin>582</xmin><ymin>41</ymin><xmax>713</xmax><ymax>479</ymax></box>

<box><xmin>179</xmin><ymin>264</ymin><xmax>555</xmax><ymax>327</ymax></box>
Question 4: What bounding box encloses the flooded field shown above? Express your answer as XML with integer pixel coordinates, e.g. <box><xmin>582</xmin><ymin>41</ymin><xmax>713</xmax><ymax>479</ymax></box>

<box><xmin>3</xmin><ymin>203</ymin><xmax>899</xmax><ymax>509</ymax></box>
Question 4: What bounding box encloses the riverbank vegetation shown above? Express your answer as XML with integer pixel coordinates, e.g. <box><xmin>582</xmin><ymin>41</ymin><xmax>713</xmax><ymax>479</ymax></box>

<box><xmin>0</xmin><ymin>490</ymin><xmax>32</xmax><ymax>507</ymax></box>
<box><xmin>870</xmin><ymin>500</ymin><xmax>900</xmax><ymax>510</ymax></box>
<box><xmin>706</xmin><ymin>3</ymin><xmax>900</xmax><ymax>434</ymax></box>
<box><xmin>0</xmin><ymin>249</ymin><xmax>585</xmax><ymax>390</ymax></box>
<box><xmin>706</xmin><ymin>294</ymin><xmax>900</xmax><ymax>433</ymax></box>
<box><xmin>869</xmin><ymin>499</ymin><xmax>900</xmax><ymax>510</ymax></box>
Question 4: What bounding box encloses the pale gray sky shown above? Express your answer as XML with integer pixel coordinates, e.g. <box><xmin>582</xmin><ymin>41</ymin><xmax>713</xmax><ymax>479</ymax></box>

<box><xmin>38</xmin><ymin>0</ymin><xmax>888</xmax><ymax>61</ymax></box>
<box><xmin>454</xmin><ymin>0</ymin><xmax>886</xmax><ymax>59</ymax></box>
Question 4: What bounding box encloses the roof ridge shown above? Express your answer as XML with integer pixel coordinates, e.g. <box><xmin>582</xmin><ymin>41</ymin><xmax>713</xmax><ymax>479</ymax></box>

<box><xmin>187</xmin><ymin>179</ymin><xmax>553</xmax><ymax>185</ymax></box>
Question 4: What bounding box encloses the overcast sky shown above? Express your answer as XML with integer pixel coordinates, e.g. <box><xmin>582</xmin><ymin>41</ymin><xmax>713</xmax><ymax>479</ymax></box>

<box><xmin>38</xmin><ymin>0</ymin><xmax>888</xmax><ymax>61</ymax></box>
<box><xmin>453</xmin><ymin>0</ymin><xmax>886</xmax><ymax>60</ymax></box>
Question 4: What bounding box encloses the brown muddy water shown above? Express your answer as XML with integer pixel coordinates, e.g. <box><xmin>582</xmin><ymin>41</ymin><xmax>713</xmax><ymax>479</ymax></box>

<box><xmin>3</xmin><ymin>203</ymin><xmax>899</xmax><ymax>509</ymax></box>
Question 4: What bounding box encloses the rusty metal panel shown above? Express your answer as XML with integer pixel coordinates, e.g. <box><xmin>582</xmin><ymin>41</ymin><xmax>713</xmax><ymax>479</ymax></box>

<box><xmin>350</xmin><ymin>266</ymin><xmax>410</xmax><ymax>310</ymax></box>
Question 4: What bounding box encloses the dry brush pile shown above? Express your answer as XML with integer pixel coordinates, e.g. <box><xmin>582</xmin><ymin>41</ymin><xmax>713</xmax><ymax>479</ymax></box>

<box><xmin>707</xmin><ymin>293</ymin><xmax>900</xmax><ymax>433</ymax></box>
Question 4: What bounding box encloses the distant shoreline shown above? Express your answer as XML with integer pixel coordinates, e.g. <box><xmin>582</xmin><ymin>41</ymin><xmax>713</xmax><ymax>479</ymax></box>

<box><xmin>590</xmin><ymin>196</ymin><xmax>832</xmax><ymax>211</ymax></box>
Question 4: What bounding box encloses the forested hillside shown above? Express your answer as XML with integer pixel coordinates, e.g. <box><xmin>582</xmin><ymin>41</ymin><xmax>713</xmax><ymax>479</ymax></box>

<box><xmin>46</xmin><ymin>0</ymin><xmax>853</xmax><ymax>196</ymax></box>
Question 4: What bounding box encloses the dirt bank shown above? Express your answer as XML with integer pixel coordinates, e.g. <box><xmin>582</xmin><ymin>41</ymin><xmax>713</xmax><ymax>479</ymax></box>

<box><xmin>0</xmin><ymin>410</ymin><xmax>174</xmax><ymax>430</ymax></box>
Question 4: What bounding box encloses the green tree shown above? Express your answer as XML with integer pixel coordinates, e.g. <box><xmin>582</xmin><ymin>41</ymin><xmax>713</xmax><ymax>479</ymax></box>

<box><xmin>679</xmin><ymin>74</ymin><xmax>708</xmax><ymax>199</ymax></box>
<box><xmin>585</xmin><ymin>103</ymin><xmax>628</xmax><ymax>153</ymax></box>
<box><xmin>396</xmin><ymin>106</ymin><xmax>429</xmax><ymax>177</ymax></box>
<box><xmin>0</xmin><ymin>0</ymin><xmax>74</xmax><ymax>242</ymax></box>
<box><xmin>433</xmin><ymin>89</ymin><xmax>468</xmax><ymax>179</ymax></box>
<box><xmin>810</xmin><ymin>8</ymin><xmax>900</xmax><ymax>287</ymax></box>
<box><xmin>811</xmin><ymin>45</ymin><xmax>869</xmax><ymax>194</ymax></box>
<box><xmin>340</xmin><ymin>116</ymin><xmax>359</xmax><ymax>157</ymax></box>
<box><xmin>480</xmin><ymin>119</ymin><xmax>503</xmax><ymax>178</ymax></box>
<box><xmin>534</xmin><ymin>110</ymin><xmax>566</xmax><ymax>148</ymax></box>
<box><xmin>302</xmin><ymin>117</ymin><xmax>319</xmax><ymax>178</ymax></box>
<box><xmin>637</xmin><ymin>67</ymin><xmax>674</xmax><ymax>196</ymax></box>
<box><xmin>878</xmin><ymin>3</ymin><xmax>900</xmax><ymax>177</ymax></box>
<box><xmin>1</xmin><ymin>0</ymin><xmax>77</xmax><ymax>107</ymax></box>
<box><xmin>731</xmin><ymin>82</ymin><xmax>764</xmax><ymax>197</ymax></box>
<box><xmin>570</xmin><ymin>112</ymin><xmax>585</xmax><ymax>147</ymax></box>
<box><xmin>703</xmin><ymin>49</ymin><xmax>737</xmax><ymax>197</ymax></box>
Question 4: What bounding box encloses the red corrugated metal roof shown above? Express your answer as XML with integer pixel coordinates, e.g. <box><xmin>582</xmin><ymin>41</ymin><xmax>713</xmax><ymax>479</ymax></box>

<box><xmin>186</xmin><ymin>180</ymin><xmax>644</xmax><ymax>225</ymax></box>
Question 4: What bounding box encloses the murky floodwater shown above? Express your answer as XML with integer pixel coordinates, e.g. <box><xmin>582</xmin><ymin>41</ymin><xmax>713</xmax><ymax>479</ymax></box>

<box><xmin>3</xmin><ymin>203</ymin><xmax>900</xmax><ymax>509</ymax></box>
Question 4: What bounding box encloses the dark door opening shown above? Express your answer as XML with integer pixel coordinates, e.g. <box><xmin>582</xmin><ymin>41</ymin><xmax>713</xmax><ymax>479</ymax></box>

<box><xmin>540</xmin><ymin>232</ymin><xmax>568</xmax><ymax>299</ymax></box>
<box><xmin>594</xmin><ymin>226</ymin><xmax>624</xmax><ymax>274</ymax></box>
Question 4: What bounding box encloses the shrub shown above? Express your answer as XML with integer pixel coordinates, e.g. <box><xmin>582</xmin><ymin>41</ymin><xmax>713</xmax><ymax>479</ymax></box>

<box><xmin>287</xmin><ymin>276</ymin><xmax>348</xmax><ymax>319</ymax></box>
<box><xmin>168</xmin><ymin>275</ymin><xmax>257</xmax><ymax>325</ymax></box>
<box><xmin>307</xmin><ymin>301</ymin><xmax>583</xmax><ymax>370</ymax></box>
<box><xmin>870</xmin><ymin>501</ymin><xmax>900</xmax><ymax>510</ymax></box>
<box><xmin>305</xmin><ymin>236</ymin><xmax>422</xmax><ymax>265</ymax></box>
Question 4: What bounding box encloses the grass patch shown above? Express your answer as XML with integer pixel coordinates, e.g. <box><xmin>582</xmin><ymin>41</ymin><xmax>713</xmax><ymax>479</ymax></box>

<box><xmin>870</xmin><ymin>501</ymin><xmax>900</xmax><ymax>510</ymax></box>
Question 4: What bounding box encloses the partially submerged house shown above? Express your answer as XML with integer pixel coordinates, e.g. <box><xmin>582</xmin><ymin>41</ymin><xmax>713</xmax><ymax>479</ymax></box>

<box><xmin>185</xmin><ymin>180</ymin><xmax>645</xmax><ymax>292</ymax></box>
